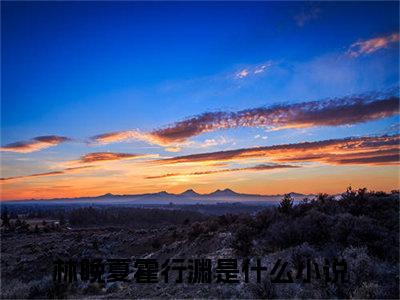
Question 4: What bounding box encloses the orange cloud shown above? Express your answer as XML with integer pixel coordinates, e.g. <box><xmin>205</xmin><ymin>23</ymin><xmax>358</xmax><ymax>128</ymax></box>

<box><xmin>348</xmin><ymin>33</ymin><xmax>400</xmax><ymax>57</ymax></box>
<box><xmin>90</xmin><ymin>130</ymin><xmax>155</xmax><ymax>145</ymax></box>
<box><xmin>164</xmin><ymin>147</ymin><xmax>182</xmax><ymax>152</ymax></box>
<box><xmin>90</xmin><ymin>129</ymin><xmax>185</xmax><ymax>151</ymax></box>
<box><xmin>0</xmin><ymin>135</ymin><xmax>70</xmax><ymax>153</ymax></box>
<box><xmin>0</xmin><ymin>166</ymin><xmax>94</xmax><ymax>182</ymax></box>
<box><xmin>155</xmin><ymin>134</ymin><xmax>400</xmax><ymax>166</ymax></box>
<box><xmin>145</xmin><ymin>163</ymin><xmax>299</xmax><ymax>179</ymax></box>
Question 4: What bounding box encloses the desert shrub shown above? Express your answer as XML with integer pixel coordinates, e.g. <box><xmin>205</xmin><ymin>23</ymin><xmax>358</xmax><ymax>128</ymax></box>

<box><xmin>27</xmin><ymin>276</ymin><xmax>54</xmax><ymax>298</ymax></box>
<box><xmin>330</xmin><ymin>214</ymin><xmax>396</xmax><ymax>260</ymax></box>
<box><xmin>80</xmin><ymin>282</ymin><xmax>104</xmax><ymax>295</ymax></box>
<box><xmin>204</xmin><ymin>218</ymin><xmax>220</xmax><ymax>233</ymax></box>
<box><xmin>331</xmin><ymin>213</ymin><xmax>356</xmax><ymax>245</ymax></box>
<box><xmin>336</xmin><ymin>246</ymin><xmax>400</xmax><ymax>298</ymax></box>
<box><xmin>251</xmin><ymin>276</ymin><xmax>277</xmax><ymax>299</ymax></box>
<box><xmin>151</xmin><ymin>238</ymin><xmax>162</xmax><ymax>249</ymax></box>
<box><xmin>295</xmin><ymin>209</ymin><xmax>332</xmax><ymax>246</ymax></box>
<box><xmin>340</xmin><ymin>187</ymin><xmax>373</xmax><ymax>216</ymax></box>
<box><xmin>288</xmin><ymin>243</ymin><xmax>318</xmax><ymax>269</ymax></box>
<box><xmin>345</xmin><ymin>216</ymin><xmax>391</xmax><ymax>259</ymax></box>
<box><xmin>352</xmin><ymin>282</ymin><xmax>382</xmax><ymax>299</ymax></box>
<box><xmin>313</xmin><ymin>193</ymin><xmax>340</xmax><ymax>215</ymax></box>
<box><xmin>217</xmin><ymin>214</ymin><xmax>238</xmax><ymax>227</ymax></box>
<box><xmin>68</xmin><ymin>207</ymin><xmax>206</xmax><ymax>228</ymax></box>
<box><xmin>254</xmin><ymin>208</ymin><xmax>277</xmax><ymax>231</ymax></box>
<box><xmin>278</xmin><ymin>194</ymin><xmax>294</xmax><ymax>214</ymax></box>
<box><xmin>188</xmin><ymin>222</ymin><xmax>205</xmax><ymax>241</ymax></box>
<box><xmin>262</xmin><ymin>220</ymin><xmax>301</xmax><ymax>252</ymax></box>
<box><xmin>330</xmin><ymin>246</ymin><xmax>398</xmax><ymax>298</ymax></box>
<box><xmin>358</xmin><ymin>194</ymin><xmax>399</xmax><ymax>230</ymax></box>
<box><xmin>343</xmin><ymin>246</ymin><xmax>376</xmax><ymax>285</ymax></box>
<box><xmin>1</xmin><ymin>280</ymin><xmax>31</xmax><ymax>299</ymax></box>
<box><xmin>232</xmin><ymin>224</ymin><xmax>256</xmax><ymax>256</ymax></box>
<box><xmin>1</xmin><ymin>276</ymin><xmax>56</xmax><ymax>299</ymax></box>
<box><xmin>1</xmin><ymin>187</ymin><xmax>398</xmax><ymax>299</ymax></box>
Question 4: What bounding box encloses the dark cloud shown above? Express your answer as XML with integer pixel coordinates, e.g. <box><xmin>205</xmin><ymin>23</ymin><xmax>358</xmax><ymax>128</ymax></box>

<box><xmin>330</xmin><ymin>154</ymin><xmax>399</xmax><ymax>165</ymax></box>
<box><xmin>33</xmin><ymin>136</ymin><xmax>69</xmax><ymax>143</ymax></box>
<box><xmin>79</xmin><ymin>152</ymin><xmax>146</xmax><ymax>163</ymax></box>
<box><xmin>149</xmin><ymin>95</ymin><xmax>399</xmax><ymax>144</ymax></box>
<box><xmin>0</xmin><ymin>135</ymin><xmax>70</xmax><ymax>153</ymax></box>
<box><xmin>145</xmin><ymin>163</ymin><xmax>298</xmax><ymax>179</ymax></box>
<box><xmin>155</xmin><ymin>134</ymin><xmax>400</xmax><ymax>166</ymax></box>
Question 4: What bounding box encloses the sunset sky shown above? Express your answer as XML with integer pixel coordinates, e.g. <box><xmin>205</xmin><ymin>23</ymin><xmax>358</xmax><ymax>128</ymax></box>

<box><xmin>1</xmin><ymin>1</ymin><xmax>399</xmax><ymax>200</ymax></box>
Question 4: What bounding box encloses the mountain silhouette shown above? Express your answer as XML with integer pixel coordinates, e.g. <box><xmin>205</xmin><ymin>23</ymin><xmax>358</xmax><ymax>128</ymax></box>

<box><xmin>207</xmin><ymin>188</ymin><xmax>240</xmax><ymax>197</ymax></box>
<box><xmin>180</xmin><ymin>189</ymin><xmax>200</xmax><ymax>196</ymax></box>
<box><xmin>3</xmin><ymin>188</ymin><xmax>311</xmax><ymax>205</ymax></box>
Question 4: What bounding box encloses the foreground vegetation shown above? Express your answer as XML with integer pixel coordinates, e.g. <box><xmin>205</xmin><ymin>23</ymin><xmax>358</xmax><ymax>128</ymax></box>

<box><xmin>1</xmin><ymin>188</ymin><xmax>399</xmax><ymax>299</ymax></box>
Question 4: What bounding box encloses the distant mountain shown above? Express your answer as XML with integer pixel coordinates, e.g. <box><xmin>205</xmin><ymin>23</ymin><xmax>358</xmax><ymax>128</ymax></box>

<box><xmin>207</xmin><ymin>188</ymin><xmax>240</xmax><ymax>197</ymax></box>
<box><xmin>180</xmin><ymin>189</ymin><xmax>200</xmax><ymax>197</ymax></box>
<box><xmin>151</xmin><ymin>191</ymin><xmax>172</xmax><ymax>196</ymax></box>
<box><xmin>95</xmin><ymin>193</ymin><xmax>115</xmax><ymax>198</ymax></box>
<box><xmin>2</xmin><ymin>188</ymin><xmax>312</xmax><ymax>205</ymax></box>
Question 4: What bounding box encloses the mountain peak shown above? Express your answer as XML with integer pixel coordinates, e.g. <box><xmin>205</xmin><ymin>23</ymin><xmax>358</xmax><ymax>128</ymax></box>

<box><xmin>98</xmin><ymin>193</ymin><xmax>114</xmax><ymax>198</ymax></box>
<box><xmin>156</xmin><ymin>191</ymin><xmax>170</xmax><ymax>195</ymax></box>
<box><xmin>209</xmin><ymin>188</ymin><xmax>239</xmax><ymax>196</ymax></box>
<box><xmin>181</xmin><ymin>189</ymin><xmax>199</xmax><ymax>196</ymax></box>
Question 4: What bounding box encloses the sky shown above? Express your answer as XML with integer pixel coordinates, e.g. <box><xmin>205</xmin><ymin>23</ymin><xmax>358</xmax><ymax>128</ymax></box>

<box><xmin>1</xmin><ymin>1</ymin><xmax>399</xmax><ymax>200</ymax></box>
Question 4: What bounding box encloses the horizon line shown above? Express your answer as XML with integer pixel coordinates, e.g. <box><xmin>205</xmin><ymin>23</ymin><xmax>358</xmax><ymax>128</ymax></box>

<box><xmin>1</xmin><ymin>186</ymin><xmax>397</xmax><ymax>202</ymax></box>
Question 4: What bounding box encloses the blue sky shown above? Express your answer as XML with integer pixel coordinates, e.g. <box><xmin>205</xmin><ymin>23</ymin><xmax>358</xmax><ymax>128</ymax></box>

<box><xmin>1</xmin><ymin>1</ymin><xmax>399</xmax><ymax>199</ymax></box>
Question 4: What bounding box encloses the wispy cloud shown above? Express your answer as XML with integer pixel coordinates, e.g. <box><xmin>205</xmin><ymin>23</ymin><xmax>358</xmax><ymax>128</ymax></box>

<box><xmin>197</xmin><ymin>137</ymin><xmax>231</xmax><ymax>148</ymax></box>
<box><xmin>254</xmin><ymin>64</ymin><xmax>268</xmax><ymax>74</ymax></box>
<box><xmin>164</xmin><ymin>147</ymin><xmax>182</xmax><ymax>153</ymax></box>
<box><xmin>90</xmin><ymin>130</ymin><xmax>160</xmax><ymax>146</ymax></box>
<box><xmin>90</xmin><ymin>129</ymin><xmax>194</xmax><ymax>152</ymax></box>
<box><xmin>236</xmin><ymin>62</ymin><xmax>272</xmax><ymax>79</ymax></box>
<box><xmin>155</xmin><ymin>134</ymin><xmax>399</xmax><ymax>167</ymax></box>
<box><xmin>255</xmin><ymin>134</ymin><xmax>268</xmax><ymax>140</ymax></box>
<box><xmin>145</xmin><ymin>163</ymin><xmax>298</xmax><ymax>179</ymax></box>
<box><xmin>90</xmin><ymin>130</ymin><xmax>232</xmax><ymax>152</ymax></box>
<box><xmin>348</xmin><ymin>33</ymin><xmax>400</xmax><ymax>57</ymax></box>
<box><xmin>294</xmin><ymin>5</ymin><xmax>321</xmax><ymax>27</ymax></box>
<box><xmin>236</xmin><ymin>69</ymin><xmax>249</xmax><ymax>78</ymax></box>
<box><xmin>0</xmin><ymin>135</ymin><xmax>70</xmax><ymax>153</ymax></box>
<box><xmin>0</xmin><ymin>166</ymin><xmax>94</xmax><ymax>182</ymax></box>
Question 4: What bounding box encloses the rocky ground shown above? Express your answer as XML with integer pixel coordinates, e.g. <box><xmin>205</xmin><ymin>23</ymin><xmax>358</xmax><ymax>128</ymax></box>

<box><xmin>1</xmin><ymin>225</ymin><xmax>247</xmax><ymax>298</ymax></box>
